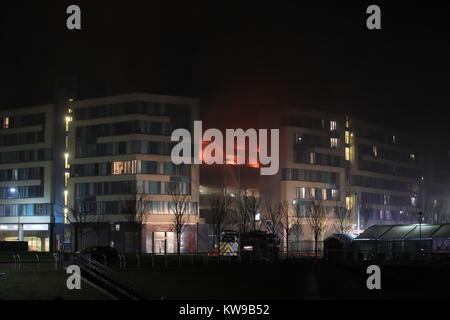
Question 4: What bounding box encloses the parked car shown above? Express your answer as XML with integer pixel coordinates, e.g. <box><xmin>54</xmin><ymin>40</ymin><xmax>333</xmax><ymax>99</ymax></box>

<box><xmin>81</xmin><ymin>246</ymin><xmax>120</xmax><ymax>265</ymax></box>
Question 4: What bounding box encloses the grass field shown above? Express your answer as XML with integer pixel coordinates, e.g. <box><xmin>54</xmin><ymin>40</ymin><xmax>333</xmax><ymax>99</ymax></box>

<box><xmin>0</xmin><ymin>264</ymin><xmax>110</xmax><ymax>300</ymax></box>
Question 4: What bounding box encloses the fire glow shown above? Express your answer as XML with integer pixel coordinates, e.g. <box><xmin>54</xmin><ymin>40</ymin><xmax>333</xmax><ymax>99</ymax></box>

<box><xmin>171</xmin><ymin>121</ymin><xmax>279</xmax><ymax>175</ymax></box>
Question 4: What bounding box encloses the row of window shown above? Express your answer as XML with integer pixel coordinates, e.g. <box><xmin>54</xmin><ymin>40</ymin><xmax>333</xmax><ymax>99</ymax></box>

<box><xmin>0</xmin><ymin>167</ymin><xmax>44</xmax><ymax>182</ymax></box>
<box><xmin>351</xmin><ymin>175</ymin><xmax>417</xmax><ymax>192</ymax></box>
<box><xmin>72</xmin><ymin>161</ymin><xmax>190</xmax><ymax>177</ymax></box>
<box><xmin>0</xmin><ymin>185</ymin><xmax>44</xmax><ymax>199</ymax></box>
<box><xmin>76</xmin><ymin>120</ymin><xmax>172</xmax><ymax>139</ymax></box>
<box><xmin>360</xmin><ymin>192</ymin><xmax>416</xmax><ymax>207</ymax></box>
<box><xmin>359</xmin><ymin>160</ymin><xmax>421</xmax><ymax>179</ymax></box>
<box><xmin>282</xmin><ymin>168</ymin><xmax>339</xmax><ymax>184</ymax></box>
<box><xmin>294</xmin><ymin>149</ymin><xmax>345</xmax><ymax>167</ymax></box>
<box><xmin>0</xmin><ymin>113</ymin><xmax>45</xmax><ymax>129</ymax></box>
<box><xmin>74</xmin><ymin>101</ymin><xmax>191</xmax><ymax>125</ymax></box>
<box><xmin>295</xmin><ymin>133</ymin><xmax>339</xmax><ymax>149</ymax></box>
<box><xmin>354</xmin><ymin>124</ymin><xmax>418</xmax><ymax>149</ymax></box>
<box><xmin>76</xmin><ymin>140</ymin><xmax>172</xmax><ymax>158</ymax></box>
<box><xmin>76</xmin><ymin>200</ymin><xmax>198</xmax><ymax>215</ymax></box>
<box><xmin>283</xmin><ymin>116</ymin><xmax>338</xmax><ymax>131</ymax></box>
<box><xmin>359</xmin><ymin>143</ymin><xmax>418</xmax><ymax>164</ymax></box>
<box><xmin>295</xmin><ymin>187</ymin><xmax>340</xmax><ymax>201</ymax></box>
<box><xmin>0</xmin><ymin>204</ymin><xmax>53</xmax><ymax>217</ymax></box>
<box><xmin>0</xmin><ymin>131</ymin><xmax>44</xmax><ymax>147</ymax></box>
<box><xmin>0</xmin><ymin>148</ymin><xmax>53</xmax><ymax>164</ymax></box>
<box><xmin>75</xmin><ymin>180</ymin><xmax>191</xmax><ymax>198</ymax></box>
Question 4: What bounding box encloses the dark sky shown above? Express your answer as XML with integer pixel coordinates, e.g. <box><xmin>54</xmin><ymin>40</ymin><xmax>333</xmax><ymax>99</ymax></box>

<box><xmin>0</xmin><ymin>1</ymin><xmax>449</xmax><ymax>138</ymax></box>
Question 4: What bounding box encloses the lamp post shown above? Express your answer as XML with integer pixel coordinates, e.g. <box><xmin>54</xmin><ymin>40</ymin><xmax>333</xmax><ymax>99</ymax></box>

<box><xmin>9</xmin><ymin>188</ymin><xmax>22</xmax><ymax>241</ymax></box>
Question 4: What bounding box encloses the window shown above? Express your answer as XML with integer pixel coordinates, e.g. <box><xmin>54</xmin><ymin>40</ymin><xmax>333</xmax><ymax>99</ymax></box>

<box><xmin>330</xmin><ymin>121</ymin><xmax>337</xmax><ymax>131</ymax></box>
<box><xmin>345</xmin><ymin>196</ymin><xmax>352</xmax><ymax>210</ymax></box>
<box><xmin>373</xmin><ymin>146</ymin><xmax>378</xmax><ymax>157</ymax></box>
<box><xmin>392</xmin><ymin>135</ymin><xmax>396</xmax><ymax>144</ymax></box>
<box><xmin>112</xmin><ymin>160</ymin><xmax>137</xmax><ymax>175</ymax></box>
<box><xmin>3</xmin><ymin>117</ymin><xmax>9</xmax><ymax>129</ymax></box>
<box><xmin>345</xmin><ymin>131</ymin><xmax>350</xmax><ymax>144</ymax></box>
<box><xmin>310</xmin><ymin>188</ymin><xmax>316</xmax><ymax>199</ymax></box>
<box><xmin>330</xmin><ymin>138</ymin><xmax>338</xmax><ymax>149</ymax></box>
<box><xmin>331</xmin><ymin>189</ymin><xmax>339</xmax><ymax>201</ymax></box>
<box><xmin>322</xmin><ymin>189</ymin><xmax>327</xmax><ymax>200</ymax></box>
<box><xmin>345</xmin><ymin>147</ymin><xmax>350</xmax><ymax>161</ymax></box>
<box><xmin>310</xmin><ymin>152</ymin><xmax>315</xmax><ymax>164</ymax></box>
<box><xmin>296</xmin><ymin>187</ymin><xmax>306</xmax><ymax>199</ymax></box>
<box><xmin>410</xmin><ymin>153</ymin><xmax>416</xmax><ymax>161</ymax></box>
<box><xmin>411</xmin><ymin>196</ymin><xmax>417</xmax><ymax>206</ymax></box>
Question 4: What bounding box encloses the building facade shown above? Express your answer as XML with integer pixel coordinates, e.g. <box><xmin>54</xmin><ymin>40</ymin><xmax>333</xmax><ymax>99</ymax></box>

<box><xmin>66</xmin><ymin>93</ymin><xmax>200</xmax><ymax>253</ymax></box>
<box><xmin>0</xmin><ymin>104</ymin><xmax>63</xmax><ymax>251</ymax></box>
<box><xmin>347</xmin><ymin>118</ymin><xmax>423</xmax><ymax>229</ymax></box>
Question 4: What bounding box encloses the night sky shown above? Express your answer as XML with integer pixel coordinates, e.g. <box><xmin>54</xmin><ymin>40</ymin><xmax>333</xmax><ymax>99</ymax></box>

<box><xmin>0</xmin><ymin>1</ymin><xmax>449</xmax><ymax>139</ymax></box>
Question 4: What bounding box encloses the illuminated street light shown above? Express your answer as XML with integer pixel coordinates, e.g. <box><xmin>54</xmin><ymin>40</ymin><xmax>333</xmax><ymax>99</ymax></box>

<box><xmin>9</xmin><ymin>187</ymin><xmax>22</xmax><ymax>241</ymax></box>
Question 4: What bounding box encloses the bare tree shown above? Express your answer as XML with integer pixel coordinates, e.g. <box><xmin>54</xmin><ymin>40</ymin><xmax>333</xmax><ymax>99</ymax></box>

<box><xmin>91</xmin><ymin>213</ymin><xmax>107</xmax><ymax>246</ymax></box>
<box><xmin>278</xmin><ymin>200</ymin><xmax>292</xmax><ymax>257</ymax></box>
<box><xmin>263</xmin><ymin>198</ymin><xmax>282</xmax><ymax>236</ymax></box>
<box><xmin>209</xmin><ymin>194</ymin><xmax>228</xmax><ymax>256</ymax></box>
<box><xmin>168</xmin><ymin>182</ymin><xmax>190</xmax><ymax>255</ymax></box>
<box><xmin>233</xmin><ymin>195</ymin><xmax>250</xmax><ymax>234</ymax></box>
<box><xmin>427</xmin><ymin>200</ymin><xmax>449</xmax><ymax>224</ymax></box>
<box><xmin>359</xmin><ymin>201</ymin><xmax>373</xmax><ymax>229</ymax></box>
<box><xmin>290</xmin><ymin>222</ymin><xmax>303</xmax><ymax>252</ymax></box>
<box><xmin>243</xmin><ymin>193</ymin><xmax>260</xmax><ymax>232</ymax></box>
<box><xmin>334</xmin><ymin>205</ymin><xmax>353</xmax><ymax>234</ymax></box>
<box><xmin>306</xmin><ymin>200</ymin><xmax>329</xmax><ymax>256</ymax></box>
<box><xmin>66</xmin><ymin>202</ymin><xmax>90</xmax><ymax>252</ymax></box>
<box><xmin>120</xmin><ymin>186</ymin><xmax>149</xmax><ymax>253</ymax></box>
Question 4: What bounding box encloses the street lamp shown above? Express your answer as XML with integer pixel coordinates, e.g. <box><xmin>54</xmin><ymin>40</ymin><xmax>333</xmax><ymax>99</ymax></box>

<box><xmin>418</xmin><ymin>211</ymin><xmax>423</xmax><ymax>256</ymax></box>
<box><xmin>9</xmin><ymin>188</ymin><xmax>22</xmax><ymax>241</ymax></box>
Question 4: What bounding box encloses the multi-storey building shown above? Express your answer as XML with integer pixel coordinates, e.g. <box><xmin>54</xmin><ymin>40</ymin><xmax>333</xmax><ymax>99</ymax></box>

<box><xmin>0</xmin><ymin>104</ymin><xmax>64</xmax><ymax>251</ymax></box>
<box><xmin>260</xmin><ymin>107</ymin><xmax>347</xmax><ymax>249</ymax></box>
<box><xmin>347</xmin><ymin>118</ymin><xmax>423</xmax><ymax>229</ymax></box>
<box><xmin>66</xmin><ymin>93</ymin><xmax>200</xmax><ymax>253</ymax></box>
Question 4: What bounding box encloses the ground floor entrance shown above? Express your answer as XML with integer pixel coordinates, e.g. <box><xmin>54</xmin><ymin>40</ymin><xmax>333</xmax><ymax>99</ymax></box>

<box><xmin>0</xmin><ymin>224</ymin><xmax>50</xmax><ymax>252</ymax></box>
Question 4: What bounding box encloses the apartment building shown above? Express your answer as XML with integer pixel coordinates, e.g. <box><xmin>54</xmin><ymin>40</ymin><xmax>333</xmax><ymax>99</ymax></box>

<box><xmin>66</xmin><ymin>93</ymin><xmax>200</xmax><ymax>253</ymax></box>
<box><xmin>347</xmin><ymin>118</ymin><xmax>423</xmax><ymax>229</ymax></box>
<box><xmin>0</xmin><ymin>104</ymin><xmax>64</xmax><ymax>252</ymax></box>
<box><xmin>260</xmin><ymin>107</ymin><xmax>347</xmax><ymax>248</ymax></box>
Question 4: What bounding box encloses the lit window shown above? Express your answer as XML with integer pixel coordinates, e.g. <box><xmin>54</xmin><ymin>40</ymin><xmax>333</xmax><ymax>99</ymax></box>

<box><xmin>411</xmin><ymin>197</ymin><xmax>417</xmax><ymax>206</ymax></box>
<box><xmin>310</xmin><ymin>188</ymin><xmax>316</xmax><ymax>199</ymax></box>
<box><xmin>345</xmin><ymin>120</ymin><xmax>350</xmax><ymax>128</ymax></box>
<box><xmin>330</xmin><ymin>121</ymin><xmax>337</xmax><ymax>131</ymax></box>
<box><xmin>3</xmin><ymin>117</ymin><xmax>9</xmax><ymax>129</ymax></box>
<box><xmin>296</xmin><ymin>187</ymin><xmax>306</xmax><ymax>199</ymax></box>
<box><xmin>410</xmin><ymin>153</ymin><xmax>416</xmax><ymax>161</ymax></box>
<box><xmin>345</xmin><ymin>196</ymin><xmax>352</xmax><ymax>210</ymax></box>
<box><xmin>373</xmin><ymin>146</ymin><xmax>378</xmax><ymax>157</ymax></box>
<box><xmin>392</xmin><ymin>135</ymin><xmax>396</xmax><ymax>144</ymax></box>
<box><xmin>115</xmin><ymin>224</ymin><xmax>120</xmax><ymax>231</ymax></box>
<box><xmin>345</xmin><ymin>131</ymin><xmax>350</xmax><ymax>144</ymax></box>
<box><xmin>113</xmin><ymin>160</ymin><xmax>137</xmax><ymax>175</ymax></box>
<box><xmin>345</xmin><ymin>147</ymin><xmax>350</xmax><ymax>161</ymax></box>
<box><xmin>383</xmin><ymin>194</ymin><xmax>389</xmax><ymax>205</ymax></box>
<box><xmin>255</xmin><ymin>213</ymin><xmax>261</xmax><ymax>221</ymax></box>
<box><xmin>322</xmin><ymin>189</ymin><xmax>327</xmax><ymax>200</ymax></box>
<box><xmin>332</xmin><ymin>189</ymin><xmax>339</xmax><ymax>201</ymax></box>
<box><xmin>330</xmin><ymin>138</ymin><xmax>338</xmax><ymax>148</ymax></box>
<box><xmin>310</xmin><ymin>152</ymin><xmax>315</xmax><ymax>164</ymax></box>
